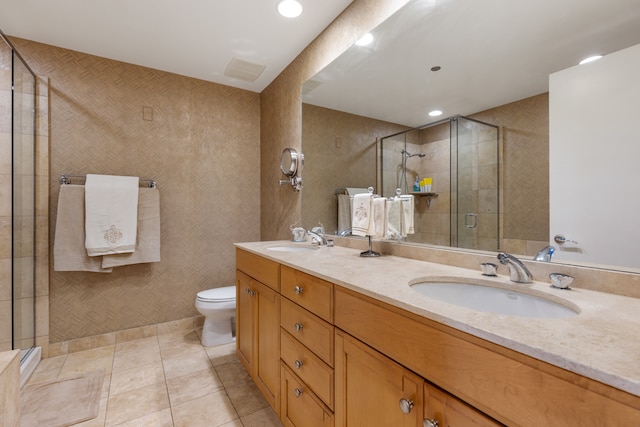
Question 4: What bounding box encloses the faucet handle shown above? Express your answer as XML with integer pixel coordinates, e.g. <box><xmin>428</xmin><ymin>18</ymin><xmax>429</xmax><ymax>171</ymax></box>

<box><xmin>481</xmin><ymin>263</ymin><xmax>497</xmax><ymax>276</ymax></box>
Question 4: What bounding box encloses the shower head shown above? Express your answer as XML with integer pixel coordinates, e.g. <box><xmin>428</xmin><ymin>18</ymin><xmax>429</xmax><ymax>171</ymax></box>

<box><xmin>401</xmin><ymin>149</ymin><xmax>426</xmax><ymax>158</ymax></box>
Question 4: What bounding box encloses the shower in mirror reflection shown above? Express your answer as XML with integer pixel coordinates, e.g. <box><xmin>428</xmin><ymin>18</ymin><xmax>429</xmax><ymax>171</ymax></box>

<box><xmin>399</xmin><ymin>149</ymin><xmax>426</xmax><ymax>194</ymax></box>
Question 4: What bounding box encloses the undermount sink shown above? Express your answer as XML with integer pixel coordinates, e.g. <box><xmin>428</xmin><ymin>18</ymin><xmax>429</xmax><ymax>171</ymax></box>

<box><xmin>410</xmin><ymin>280</ymin><xmax>579</xmax><ymax>318</ymax></box>
<box><xmin>266</xmin><ymin>245</ymin><xmax>318</xmax><ymax>253</ymax></box>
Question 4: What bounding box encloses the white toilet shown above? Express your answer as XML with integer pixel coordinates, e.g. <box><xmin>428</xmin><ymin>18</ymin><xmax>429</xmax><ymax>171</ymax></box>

<box><xmin>195</xmin><ymin>286</ymin><xmax>236</xmax><ymax>346</ymax></box>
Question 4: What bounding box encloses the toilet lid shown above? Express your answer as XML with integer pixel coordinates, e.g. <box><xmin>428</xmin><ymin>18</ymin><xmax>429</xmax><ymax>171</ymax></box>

<box><xmin>197</xmin><ymin>286</ymin><xmax>235</xmax><ymax>302</ymax></box>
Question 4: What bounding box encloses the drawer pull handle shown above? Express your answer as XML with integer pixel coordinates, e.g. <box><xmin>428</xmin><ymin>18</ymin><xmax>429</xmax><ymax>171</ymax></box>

<box><xmin>245</xmin><ymin>288</ymin><xmax>255</xmax><ymax>296</ymax></box>
<box><xmin>294</xmin><ymin>387</ymin><xmax>304</xmax><ymax>397</ymax></box>
<box><xmin>423</xmin><ymin>419</ymin><xmax>439</xmax><ymax>427</ymax></box>
<box><xmin>294</xmin><ymin>360</ymin><xmax>303</xmax><ymax>369</ymax></box>
<box><xmin>294</xmin><ymin>323</ymin><xmax>304</xmax><ymax>332</ymax></box>
<box><xmin>399</xmin><ymin>398</ymin><xmax>414</xmax><ymax>414</ymax></box>
<box><xmin>294</xmin><ymin>285</ymin><xmax>304</xmax><ymax>295</ymax></box>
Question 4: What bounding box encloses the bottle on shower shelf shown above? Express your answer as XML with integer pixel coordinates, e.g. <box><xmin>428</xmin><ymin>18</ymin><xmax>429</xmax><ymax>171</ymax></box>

<box><xmin>413</xmin><ymin>176</ymin><xmax>420</xmax><ymax>192</ymax></box>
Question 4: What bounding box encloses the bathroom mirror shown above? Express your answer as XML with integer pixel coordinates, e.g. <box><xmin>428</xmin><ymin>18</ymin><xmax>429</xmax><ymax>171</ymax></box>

<box><xmin>301</xmin><ymin>0</ymin><xmax>640</xmax><ymax>272</ymax></box>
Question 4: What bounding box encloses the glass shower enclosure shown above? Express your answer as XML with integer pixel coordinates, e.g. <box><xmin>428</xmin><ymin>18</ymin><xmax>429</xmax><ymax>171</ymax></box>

<box><xmin>380</xmin><ymin>115</ymin><xmax>499</xmax><ymax>251</ymax></box>
<box><xmin>1</xmin><ymin>31</ymin><xmax>37</xmax><ymax>362</ymax></box>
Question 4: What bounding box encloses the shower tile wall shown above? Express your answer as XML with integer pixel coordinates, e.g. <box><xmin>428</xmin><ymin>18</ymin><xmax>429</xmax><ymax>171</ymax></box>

<box><xmin>10</xmin><ymin>38</ymin><xmax>261</xmax><ymax>344</ymax></box>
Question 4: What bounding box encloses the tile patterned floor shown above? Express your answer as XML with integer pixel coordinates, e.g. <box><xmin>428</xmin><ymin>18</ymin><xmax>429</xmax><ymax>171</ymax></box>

<box><xmin>24</xmin><ymin>329</ymin><xmax>283</xmax><ymax>426</ymax></box>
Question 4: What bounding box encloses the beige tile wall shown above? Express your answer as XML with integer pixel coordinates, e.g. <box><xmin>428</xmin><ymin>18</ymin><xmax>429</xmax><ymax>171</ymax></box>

<box><xmin>11</xmin><ymin>38</ymin><xmax>262</xmax><ymax>343</ymax></box>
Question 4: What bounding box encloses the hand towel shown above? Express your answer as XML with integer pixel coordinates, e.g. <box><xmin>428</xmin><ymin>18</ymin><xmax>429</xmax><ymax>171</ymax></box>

<box><xmin>53</xmin><ymin>185</ymin><xmax>113</xmax><ymax>273</ymax></box>
<box><xmin>85</xmin><ymin>174</ymin><xmax>139</xmax><ymax>256</ymax></box>
<box><xmin>102</xmin><ymin>188</ymin><xmax>161</xmax><ymax>268</ymax></box>
<box><xmin>351</xmin><ymin>193</ymin><xmax>374</xmax><ymax>236</ymax></box>
<box><xmin>400</xmin><ymin>195</ymin><xmax>415</xmax><ymax>236</ymax></box>
<box><xmin>386</xmin><ymin>198</ymin><xmax>402</xmax><ymax>240</ymax></box>
<box><xmin>372</xmin><ymin>197</ymin><xmax>387</xmax><ymax>239</ymax></box>
<box><xmin>337</xmin><ymin>194</ymin><xmax>352</xmax><ymax>235</ymax></box>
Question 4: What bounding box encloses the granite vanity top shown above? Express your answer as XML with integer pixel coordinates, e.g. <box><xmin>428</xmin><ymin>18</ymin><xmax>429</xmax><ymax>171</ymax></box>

<box><xmin>235</xmin><ymin>240</ymin><xmax>640</xmax><ymax>398</ymax></box>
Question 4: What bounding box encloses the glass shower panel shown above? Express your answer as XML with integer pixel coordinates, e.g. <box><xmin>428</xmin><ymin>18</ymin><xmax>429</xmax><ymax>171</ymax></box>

<box><xmin>12</xmin><ymin>50</ymin><xmax>36</xmax><ymax>353</ymax></box>
<box><xmin>451</xmin><ymin>116</ymin><xmax>499</xmax><ymax>251</ymax></box>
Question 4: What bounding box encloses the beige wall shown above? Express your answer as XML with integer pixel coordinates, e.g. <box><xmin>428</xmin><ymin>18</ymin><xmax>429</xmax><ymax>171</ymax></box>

<box><xmin>11</xmin><ymin>38</ymin><xmax>261</xmax><ymax>343</ymax></box>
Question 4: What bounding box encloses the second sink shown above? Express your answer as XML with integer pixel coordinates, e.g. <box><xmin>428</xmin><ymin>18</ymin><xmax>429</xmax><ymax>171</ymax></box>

<box><xmin>410</xmin><ymin>280</ymin><xmax>579</xmax><ymax>318</ymax></box>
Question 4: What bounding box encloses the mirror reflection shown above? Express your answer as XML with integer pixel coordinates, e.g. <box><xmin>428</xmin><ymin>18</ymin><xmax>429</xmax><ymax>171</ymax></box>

<box><xmin>301</xmin><ymin>0</ymin><xmax>640</xmax><ymax>271</ymax></box>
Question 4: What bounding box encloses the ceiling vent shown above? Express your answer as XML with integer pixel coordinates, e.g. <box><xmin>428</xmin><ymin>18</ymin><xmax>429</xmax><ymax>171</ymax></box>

<box><xmin>224</xmin><ymin>57</ymin><xmax>266</xmax><ymax>82</ymax></box>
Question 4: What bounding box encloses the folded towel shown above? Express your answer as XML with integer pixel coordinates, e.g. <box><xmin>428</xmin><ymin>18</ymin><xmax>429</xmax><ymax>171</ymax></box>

<box><xmin>351</xmin><ymin>193</ymin><xmax>374</xmax><ymax>236</ymax></box>
<box><xmin>386</xmin><ymin>199</ymin><xmax>402</xmax><ymax>240</ymax></box>
<box><xmin>53</xmin><ymin>185</ymin><xmax>113</xmax><ymax>273</ymax></box>
<box><xmin>345</xmin><ymin>187</ymin><xmax>369</xmax><ymax>196</ymax></box>
<box><xmin>337</xmin><ymin>194</ymin><xmax>351</xmax><ymax>235</ymax></box>
<box><xmin>400</xmin><ymin>195</ymin><xmax>415</xmax><ymax>236</ymax></box>
<box><xmin>372</xmin><ymin>197</ymin><xmax>387</xmax><ymax>239</ymax></box>
<box><xmin>85</xmin><ymin>174</ymin><xmax>139</xmax><ymax>256</ymax></box>
<box><xmin>102</xmin><ymin>188</ymin><xmax>161</xmax><ymax>268</ymax></box>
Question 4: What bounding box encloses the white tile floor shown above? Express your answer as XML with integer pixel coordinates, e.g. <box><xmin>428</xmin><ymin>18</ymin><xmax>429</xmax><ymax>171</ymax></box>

<box><xmin>24</xmin><ymin>328</ymin><xmax>283</xmax><ymax>426</ymax></box>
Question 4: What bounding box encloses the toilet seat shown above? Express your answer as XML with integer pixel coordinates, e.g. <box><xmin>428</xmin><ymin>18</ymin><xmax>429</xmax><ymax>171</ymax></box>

<box><xmin>196</xmin><ymin>286</ymin><xmax>236</xmax><ymax>303</ymax></box>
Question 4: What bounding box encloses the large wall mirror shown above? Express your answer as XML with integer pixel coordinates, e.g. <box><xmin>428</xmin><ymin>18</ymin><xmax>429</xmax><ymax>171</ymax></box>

<box><xmin>301</xmin><ymin>0</ymin><xmax>640</xmax><ymax>272</ymax></box>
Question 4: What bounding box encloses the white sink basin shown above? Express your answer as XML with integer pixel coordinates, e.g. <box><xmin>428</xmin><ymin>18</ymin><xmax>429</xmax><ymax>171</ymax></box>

<box><xmin>266</xmin><ymin>245</ymin><xmax>318</xmax><ymax>253</ymax></box>
<box><xmin>410</xmin><ymin>281</ymin><xmax>578</xmax><ymax>318</ymax></box>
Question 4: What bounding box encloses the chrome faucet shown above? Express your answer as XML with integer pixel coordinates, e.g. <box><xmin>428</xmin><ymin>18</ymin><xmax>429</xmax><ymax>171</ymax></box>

<box><xmin>533</xmin><ymin>245</ymin><xmax>556</xmax><ymax>262</ymax></box>
<box><xmin>497</xmin><ymin>252</ymin><xmax>533</xmax><ymax>283</ymax></box>
<box><xmin>307</xmin><ymin>230</ymin><xmax>328</xmax><ymax>245</ymax></box>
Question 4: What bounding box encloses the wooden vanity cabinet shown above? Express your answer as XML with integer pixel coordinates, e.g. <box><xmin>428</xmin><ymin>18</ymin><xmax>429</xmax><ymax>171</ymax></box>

<box><xmin>279</xmin><ymin>265</ymin><xmax>335</xmax><ymax>427</ymax></box>
<box><xmin>235</xmin><ymin>249</ymin><xmax>281</xmax><ymax>412</ymax></box>
<box><xmin>334</xmin><ymin>286</ymin><xmax>640</xmax><ymax>426</ymax></box>
<box><xmin>236</xmin><ymin>250</ymin><xmax>640</xmax><ymax>427</ymax></box>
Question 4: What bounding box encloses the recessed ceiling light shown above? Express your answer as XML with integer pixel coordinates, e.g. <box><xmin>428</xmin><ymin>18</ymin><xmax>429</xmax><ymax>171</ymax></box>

<box><xmin>429</xmin><ymin>110</ymin><xmax>443</xmax><ymax>117</ymax></box>
<box><xmin>277</xmin><ymin>0</ymin><xmax>302</xmax><ymax>18</ymax></box>
<box><xmin>355</xmin><ymin>33</ymin><xmax>374</xmax><ymax>46</ymax></box>
<box><xmin>579</xmin><ymin>55</ymin><xmax>603</xmax><ymax>65</ymax></box>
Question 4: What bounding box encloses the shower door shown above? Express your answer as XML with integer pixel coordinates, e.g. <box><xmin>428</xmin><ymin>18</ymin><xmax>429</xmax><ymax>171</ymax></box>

<box><xmin>11</xmin><ymin>46</ymin><xmax>36</xmax><ymax>355</ymax></box>
<box><xmin>450</xmin><ymin>116</ymin><xmax>499</xmax><ymax>251</ymax></box>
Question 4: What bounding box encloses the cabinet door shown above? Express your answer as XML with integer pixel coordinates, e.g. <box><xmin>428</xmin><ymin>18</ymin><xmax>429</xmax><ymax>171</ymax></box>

<box><xmin>236</xmin><ymin>270</ymin><xmax>253</xmax><ymax>372</ymax></box>
<box><xmin>254</xmin><ymin>280</ymin><xmax>281</xmax><ymax>411</ymax></box>
<box><xmin>424</xmin><ymin>382</ymin><xmax>503</xmax><ymax>427</ymax></box>
<box><xmin>335</xmin><ymin>330</ymin><xmax>422</xmax><ymax>427</ymax></box>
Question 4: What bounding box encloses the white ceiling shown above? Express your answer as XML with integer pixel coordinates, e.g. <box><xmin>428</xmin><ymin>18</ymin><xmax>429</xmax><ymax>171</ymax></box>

<box><xmin>0</xmin><ymin>0</ymin><xmax>353</xmax><ymax>92</ymax></box>
<box><xmin>303</xmin><ymin>0</ymin><xmax>640</xmax><ymax>127</ymax></box>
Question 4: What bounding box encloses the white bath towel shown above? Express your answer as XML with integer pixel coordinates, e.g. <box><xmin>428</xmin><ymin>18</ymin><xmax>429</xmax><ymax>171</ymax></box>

<box><xmin>85</xmin><ymin>174</ymin><xmax>139</xmax><ymax>256</ymax></box>
<box><xmin>53</xmin><ymin>185</ymin><xmax>113</xmax><ymax>273</ymax></box>
<box><xmin>351</xmin><ymin>193</ymin><xmax>374</xmax><ymax>236</ymax></box>
<box><xmin>386</xmin><ymin>198</ymin><xmax>402</xmax><ymax>240</ymax></box>
<box><xmin>372</xmin><ymin>197</ymin><xmax>387</xmax><ymax>239</ymax></box>
<box><xmin>400</xmin><ymin>195</ymin><xmax>415</xmax><ymax>236</ymax></box>
<box><xmin>102</xmin><ymin>187</ymin><xmax>161</xmax><ymax>268</ymax></box>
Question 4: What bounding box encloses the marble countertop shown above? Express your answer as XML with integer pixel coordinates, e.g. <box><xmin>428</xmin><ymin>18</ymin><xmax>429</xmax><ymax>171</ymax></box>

<box><xmin>236</xmin><ymin>240</ymin><xmax>640</xmax><ymax>397</ymax></box>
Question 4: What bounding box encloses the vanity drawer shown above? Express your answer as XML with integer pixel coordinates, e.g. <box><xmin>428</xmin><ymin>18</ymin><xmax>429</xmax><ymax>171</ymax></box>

<box><xmin>281</xmin><ymin>363</ymin><xmax>334</xmax><ymax>427</ymax></box>
<box><xmin>281</xmin><ymin>298</ymin><xmax>334</xmax><ymax>366</ymax></box>
<box><xmin>281</xmin><ymin>329</ymin><xmax>334</xmax><ymax>409</ymax></box>
<box><xmin>236</xmin><ymin>248</ymin><xmax>280</xmax><ymax>291</ymax></box>
<box><xmin>281</xmin><ymin>266</ymin><xmax>333</xmax><ymax>321</ymax></box>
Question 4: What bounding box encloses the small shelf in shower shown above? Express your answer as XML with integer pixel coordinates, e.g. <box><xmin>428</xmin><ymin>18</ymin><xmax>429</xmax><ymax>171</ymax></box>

<box><xmin>410</xmin><ymin>192</ymin><xmax>438</xmax><ymax>207</ymax></box>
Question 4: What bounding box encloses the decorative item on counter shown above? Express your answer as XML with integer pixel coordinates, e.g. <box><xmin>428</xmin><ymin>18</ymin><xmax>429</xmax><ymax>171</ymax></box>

<box><xmin>481</xmin><ymin>262</ymin><xmax>498</xmax><ymax>276</ymax></box>
<box><xmin>290</xmin><ymin>224</ymin><xmax>307</xmax><ymax>242</ymax></box>
<box><xmin>549</xmin><ymin>273</ymin><xmax>574</xmax><ymax>289</ymax></box>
